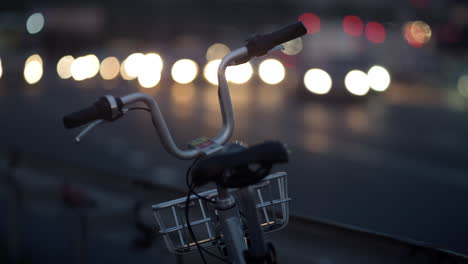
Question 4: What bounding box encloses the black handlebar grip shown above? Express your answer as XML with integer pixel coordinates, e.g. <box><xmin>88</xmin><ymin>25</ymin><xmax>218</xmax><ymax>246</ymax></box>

<box><xmin>62</xmin><ymin>97</ymin><xmax>113</xmax><ymax>129</ymax></box>
<box><xmin>246</xmin><ymin>22</ymin><xmax>307</xmax><ymax>57</ymax></box>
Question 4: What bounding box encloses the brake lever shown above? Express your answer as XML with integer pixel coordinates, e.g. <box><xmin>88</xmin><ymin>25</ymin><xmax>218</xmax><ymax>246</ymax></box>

<box><xmin>74</xmin><ymin>108</ymin><xmax>130</xmax><ymax>143</ymax></box>
<box><xmin>75</xmin><ymin>119</ymin><xmax>106</xmax><ymax>142</ymax></box>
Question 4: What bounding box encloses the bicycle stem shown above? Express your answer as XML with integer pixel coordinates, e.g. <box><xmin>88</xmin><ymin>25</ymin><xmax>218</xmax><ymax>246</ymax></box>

<box><xmin>119</xmin><ymin>47</ymin><xmax>249</xmax><ymax>160</ymax></box>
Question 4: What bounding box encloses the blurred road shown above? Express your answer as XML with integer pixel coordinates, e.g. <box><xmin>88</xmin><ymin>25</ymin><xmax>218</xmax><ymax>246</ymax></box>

<box><xmin>1</xmin><ymin>72</ymin><xmax>468</xmax><ymax>255</ymax></box>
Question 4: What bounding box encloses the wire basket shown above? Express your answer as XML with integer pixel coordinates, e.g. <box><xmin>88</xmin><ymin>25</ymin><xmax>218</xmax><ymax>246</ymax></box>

<box><xmin>152</xmin><ymin>172</ymin><xmax>290</xmax><ymax>254</ymax></box>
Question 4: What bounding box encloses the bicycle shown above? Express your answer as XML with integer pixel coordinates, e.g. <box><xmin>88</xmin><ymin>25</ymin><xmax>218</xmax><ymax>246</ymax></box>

<box><xmin>63</xmin><ymin>21</ymin><xmax>307</xmax><ymax>264</ymax></box>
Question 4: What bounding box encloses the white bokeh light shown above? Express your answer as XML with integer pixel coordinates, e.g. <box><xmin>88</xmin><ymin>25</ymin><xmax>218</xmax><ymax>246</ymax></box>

<box><xmin>71</xmin><ymin>54</ymin><xmax>100</xmax><ymax>81</ymax></box>
<box><xmin>124</xmin><ymin>53</ymin><xmax>145</xmax><ymax>78</ymax></box>
<box><xmin>24</xmin><ymin>54</ymin><xmax>43</xmax><ymax>84</ymax></box>
<box><xmin>259</xmin><ymin>59</ymin><xmax>285</xmax><ymax>85</ymax></box>
<box><xmin>345</xmin><ymin>70</ymin><xmax>370</xmax><ymax>96</ymax></box>
<box><xmin>137</xmin><ymin>53</ymin><xmax>163</xmax><ymax>88</ymax></box>
<box><xmin>304</xmin><ymin>68</ymin><xmax>332</xmax><ymax>95</ymax></box>
<box><xmin>227</xmin><ymin>62</ymin><xmax>253</xmax><ymax>84</ymax></box>
<box><xmin>171</xmin><ymin>59</ymin><xmax>198</xmax><ymax>84</ymax></box>
<box><xmin>203</xmin><ymin>60</ymin><xmax>221</xmax><ymax>85</ymax></box>
<box><xmin>138</xmin><ymin>70</ymin><xmax>161</xmax><ymax>88</ymax></box>
<box><xmin>367</xmin><ymin>65</ymin><xmax>391</xmax><ymax>92</ymax></box>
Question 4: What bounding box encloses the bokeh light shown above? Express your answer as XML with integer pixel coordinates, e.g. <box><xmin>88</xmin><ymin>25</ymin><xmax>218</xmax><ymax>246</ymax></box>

<box><xmin>99</xmin><ymin>57</ymin><xmax>120</xmax><ymax>80</ymax></box>
<box><xmin>171</xmin><ymin>59</ymin><xmax>198</xmax><ymax>84</ymax></box>
<box><xmin>367</xmin><ymin>65</ymin><xmax>391</xmax><ymax>92</ymax></box>
<box><xmin>206</xmin><ymin>43</ymin><xmax>231</xmax><ymax>61</ymax></box>
<box><xmin>345</xmin><ymin>70</ymin><xmax>370</xmax><ymax>96</ymax></box>
<box><xmin>298</xmin><ymin>13</ymin><xmax>320</xmax><ymax>34</ymax></box>
<box><xmin>203</xmin><ymin>60</ymin><xmax>221</xmax><ymax>85</ymax></box>
<box><xmin>365</xmin><ymin>22</ymin><xmax>386</xmax><ymax>44</ymax></box>
<box><xmin>56</xmin><ymin>55</ymin><xmax>74</xmax><ymax>79</ymax></box>
<box><xmin>86</xmin><ymin>55</ymin><xmax>100</xmax><ymax>78</ymax></box>
<box><xmin>138</xmin><ymin>70</ymin><xmax>161</xmax><ymax>88</ymax></box>
<box><xmin>227</xmin><ymin>62</ymin><xmax>253</xmax><ymax>84</ymax></box>
<box><xmin>282</xmin><ymin>37</ymin><xmax>303</xmax><ymax>56</ymax></box>
<box><xmin>123</xmin><ymin>53</ymin><xmax>145</xmax><ymax>78</ymax></box>
<box><xmin>143</xmin><ymin>53</ymin><xmax>163</xmax><ymax>72</ymax></box>
<box><xmin>304</xmin><ymin>68</ymin><xmax>332</xmax><ymax>95</ymax></box>
<box><xmin>137</xmin><ymin>53</ymin><xmax>163</xmax><ymax>88</ymax></box>
<box><xmin>343</xmin><ymin>15</ymin><xmax>364</xmax><ymax>37</ymax></box>
<box><xmin>403</xmin><ymin>21</ymin><xmax>431</xmax><ymax>48</ymax></box>
<box><xmin>457</xmin><ymin>75</ymin><xmax>468</xmax><ymax>98</ymax></box>
<box><xmin>26</xmin><ymin>13</ymin><xmax>44</xmax><ymax>34</ymax></box>
<box><xmin>0</xmin><ymin>58</ymin><xmax>3</xmax><ymax>80</ymax></box>
<box><xmin>71</xmin><ymin>57</ymin><xmax>88</xmax><ymax>81</ymax></box>
<box><xmin>259</xmin><ymin>59</ymin><xmax>285</xmax><ymax>85</ymax></box>
<box><xmin>71</xmin><ymin>54</ymin><xmax>100</xmax><ymax>81</ymax></box>
<box><xmin>24</xmin><ymin>54</ymin><xmax>43</xmax><ymax>84</ymax></box>
<box><xmin>120</xmin><ymin>60</ymin><xmax>134</xmax><ymax>80</ymax></box>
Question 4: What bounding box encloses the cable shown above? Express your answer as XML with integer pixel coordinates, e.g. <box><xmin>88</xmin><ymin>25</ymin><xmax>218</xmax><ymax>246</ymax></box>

<box><xmin>185</xmin><ymin>160</ymin><xmax>216</xmax><ymax>204</ymax></box>
<box><xmin>127</xmin><ymin>107</ymin><xmax>151</xmax><ymax>112</ymax></box>
<box><xmin>185</xmin><ymin>159</ymin><xmax>232</xmax><ymax>264</ymax></box>
<box><xmin>186</xmin><ymin>187</ymin><xmax>232</xmax><ymax>264</ymax></box>
<box><xmin>185</xmin><ymin>190</ymin><xmax>207</xmax><ymax>263</ymax></box>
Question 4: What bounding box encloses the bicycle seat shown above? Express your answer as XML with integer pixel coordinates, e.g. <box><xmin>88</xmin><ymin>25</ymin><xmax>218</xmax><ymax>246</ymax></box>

<box><xmin>191</xmin><ymin>141</ymin><xmax>289</xmax><ymax>188</ymax></box>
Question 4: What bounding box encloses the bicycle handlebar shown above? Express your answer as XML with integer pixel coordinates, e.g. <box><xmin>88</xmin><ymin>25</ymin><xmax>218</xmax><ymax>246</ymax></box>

<box><xmin>63</xmin><ymin>22</ymin><xmax>306</xmax><ymax>160</ymax></box>
<box><xmin>246</xmin><ymin>22</ymin><xmax>307</xmax><ymax>58</ymax></box>
<box><xmin>63</xmin><ymin>97</ymin><xmax>112</xmax><ymax>129</ymax></box>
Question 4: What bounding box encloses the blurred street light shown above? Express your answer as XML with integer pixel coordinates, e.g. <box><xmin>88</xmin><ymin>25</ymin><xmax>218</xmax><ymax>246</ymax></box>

<box><xmin>298</xmin><ymin>13</ymin><xmax>320</xmax><ymax>34</ymax></box>
<box><xmin>259</xmin><ymin>59</ymin><xmax>285</xmax><ymax>85</ymax></box>
<box><xmin>26</xmin><ymin>13</ymin><xmax>44</xmax><ymax>34</ymax></box>
<box><xmin>403</xmin><ymin>21</ymin><xmax>431</xmax><ymax>48</ymax></box>
<box><xmin>304</xmin><ymin>68</ymin><xmax>332</xmax><ymax>95</ymax></box>
<box><xmin>343</xmin><ymin>15</ymin><xmax>364</xmax><ymax>37</ymax></box>
<box><xmin>227</xmin><ymin>62</ymin><xmax>253</xmax><ymax>84</ymax></box>
<box><xmin>137</xmin><ymin>53</ymin><xmax>163</xmax><ymax>88</ymax></box>
<box><xmin>57</xmin><ymin>55</ymin><xmax>74</xmax><ymax>79</ymax></box>
<box><xmin>71</xmin><ymin>54</ymin><xmax>100</xmax><ymax>81</ymax></box>
<box><xmin>365</xmin><ymin>22</ymin><xmax>386</xmax><ymax>44</ymax></box>
<box><xmin>99</xmin><ymin>57</ymin><xmax>120</xmax><ymax>80</ymax></box>
<box><xmin>345</xmin><ymin>70</ymin><xmax>370</xmax><ymax>96</ymax></box>
<box><xmin>367</xmin><ymin>65</ymin><xmax>390</xmax><ymax>92</ymax></box>
<box><xmin>171</xmin><ymin>59</ymin><xmax>198</xmax><ymax>84</ymax></box>
<box><xmin>123</xmin><ymin>53</ymin><xmax>145</xmax><ymax>78</ymax></box>
<box><xmin>24</xmin><ymin>54</ymin><xmax>43</xmax><ymax>84</ymax></box>
<box><xmin>204</xmin><ymin>59</ymin><xmax>221</xmax><ymax>85</ymax></box>
<box><xmin>206</xmin><ymin>43</ymin><xmax>230</xmax><ymax>62</ymax></box>
<box><xmin>282</xmin><ymin>37</ymin><xmax>303</xmax><ymax>56</ymax></box>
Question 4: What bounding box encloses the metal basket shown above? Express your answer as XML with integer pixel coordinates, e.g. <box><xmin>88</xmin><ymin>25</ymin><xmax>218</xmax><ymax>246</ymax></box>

<box><xmin>152</xmin><ymin>172</ymin><xmax>290</xmax><ymax>254</ymax></box>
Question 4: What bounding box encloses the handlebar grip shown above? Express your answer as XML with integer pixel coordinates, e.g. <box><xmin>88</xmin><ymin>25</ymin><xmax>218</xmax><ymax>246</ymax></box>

<box><xmin>246</xmin><ymin>22</ymin><xmax>307</xmax><ymax>57</ymax></box>
<box><xmin>62</xmin><ymin>97</ymin><xmax>113</xmax><ymax>129</ymax></box>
